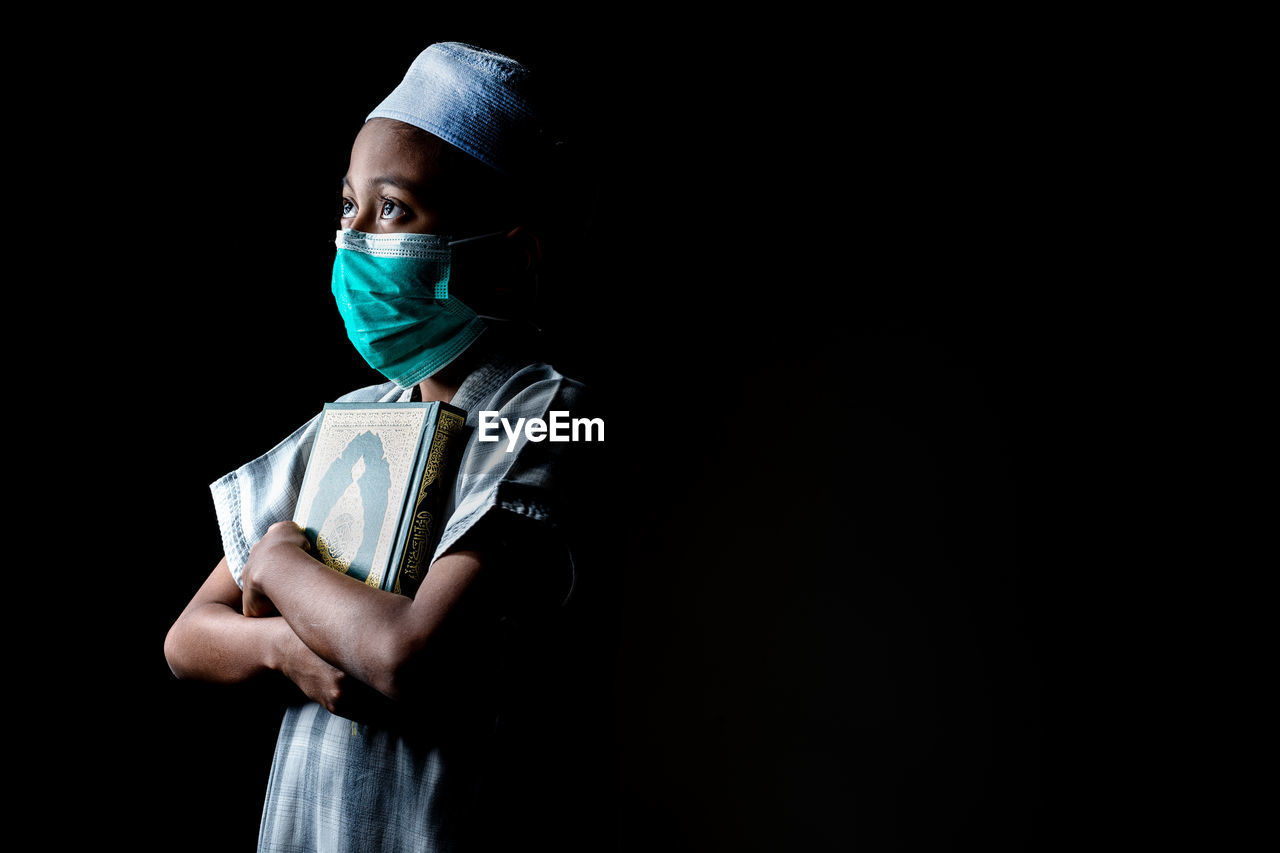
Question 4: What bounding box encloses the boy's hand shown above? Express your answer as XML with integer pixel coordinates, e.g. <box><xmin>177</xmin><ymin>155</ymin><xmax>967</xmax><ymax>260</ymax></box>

<box><xmin>243</xmin><ymin>521</ymin><xmax>313</xmax><ymax>618</ymax></box>
<box><xmin>274</xmin><ymin>626</ymin><xmax>361</xmax><ymax>716</ymax></box>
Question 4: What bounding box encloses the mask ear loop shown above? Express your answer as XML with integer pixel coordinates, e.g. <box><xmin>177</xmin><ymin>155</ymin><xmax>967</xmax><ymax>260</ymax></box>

<box><xmin>481</xmin><ymin>266</ymin><xmax>542</xmax><ymax>334</ymax></box>
<box><xmin>445</xmin><ymin>229</ymin><xmax>511</xmax><ymax>247</ymax></box>
<box><xmin>449</xmin><ymin>229</ymin><xmax>545</xmax><ymax>334</ymax></box>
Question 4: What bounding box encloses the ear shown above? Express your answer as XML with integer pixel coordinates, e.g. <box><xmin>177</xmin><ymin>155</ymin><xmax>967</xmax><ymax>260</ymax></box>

<box><xmin>505</xmin><ymin>225</ymin><xmax>544</xmax><ymax>274</ymax></box>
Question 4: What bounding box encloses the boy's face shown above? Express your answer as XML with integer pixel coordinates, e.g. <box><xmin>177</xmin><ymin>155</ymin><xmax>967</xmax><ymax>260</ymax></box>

<box><xmin>340</xmin><ymin>118</ymin><xmax>499</xmax><ymax>237</ymax></box>
<box><xmin>340</xmin><ymin>117</ymin><xmax>532</xmax><ymax>311</ymax></box>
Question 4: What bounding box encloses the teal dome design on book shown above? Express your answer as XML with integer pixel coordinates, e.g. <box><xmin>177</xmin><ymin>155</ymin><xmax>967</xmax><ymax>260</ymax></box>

<box><xmin>304</xmin><ymin>430</ymin><xmax>393</xmax><ymax>583</ymax></box>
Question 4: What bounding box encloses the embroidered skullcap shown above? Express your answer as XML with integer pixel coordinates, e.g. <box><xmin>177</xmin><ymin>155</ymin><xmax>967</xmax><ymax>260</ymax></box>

<box><xmin>367</xmin><ymin>42</ymin><xmax>543</xmax><ymax>177</ymax></box>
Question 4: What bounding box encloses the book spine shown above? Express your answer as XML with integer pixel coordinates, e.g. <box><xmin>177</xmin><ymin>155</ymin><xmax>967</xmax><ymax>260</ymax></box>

<box><xmin>387</xmin><ymin>404</ymin><xmax>467</xmax><ymax>597</ymax></box>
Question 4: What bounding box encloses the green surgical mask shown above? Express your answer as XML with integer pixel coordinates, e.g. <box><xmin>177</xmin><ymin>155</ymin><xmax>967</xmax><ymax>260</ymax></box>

<box><xmin>331</xmin><ymin>228</ymin><xmax>498</xmax><ymax>388</ymax></box>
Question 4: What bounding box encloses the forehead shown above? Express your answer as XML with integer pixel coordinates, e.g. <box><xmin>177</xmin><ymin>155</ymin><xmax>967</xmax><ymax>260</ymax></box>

<box><xmin>345</xmin><ymin>118</ymin><xmax>448</xmax><ymax>187</ymax></box>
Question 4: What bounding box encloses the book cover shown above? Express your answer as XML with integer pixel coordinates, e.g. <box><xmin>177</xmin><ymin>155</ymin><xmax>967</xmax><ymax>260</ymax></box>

<box><xmin>292</xmin><ymin>400</ymin><xmax>467</xmax><ymax>597</ymax></box>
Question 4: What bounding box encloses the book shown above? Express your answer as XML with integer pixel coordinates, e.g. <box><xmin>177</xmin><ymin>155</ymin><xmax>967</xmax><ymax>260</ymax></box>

<box><xmin>293</xmin><ymin>400</ymin><xmax>467</xmax><ymax>598</ymax></box>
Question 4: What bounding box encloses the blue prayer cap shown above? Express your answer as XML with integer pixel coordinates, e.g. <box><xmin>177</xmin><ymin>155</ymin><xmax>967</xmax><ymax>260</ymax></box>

<box><xmin>367</xmin><ymin>42</ymin><xmax>543</xmax><ymax>178</ymax></box>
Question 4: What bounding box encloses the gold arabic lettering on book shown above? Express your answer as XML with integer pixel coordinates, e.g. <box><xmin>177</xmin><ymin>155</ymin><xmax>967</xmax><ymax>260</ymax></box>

<box><xmin>394</xmin><ymin>409</ymin><xmax>467</xmax><ymax>595</ymax></box>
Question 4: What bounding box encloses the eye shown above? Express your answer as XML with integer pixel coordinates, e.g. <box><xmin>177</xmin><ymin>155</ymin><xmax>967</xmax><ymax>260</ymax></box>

<box><xmin>340</xmin><ymin>198</ymin><xmax>356</xmax><ymax>219</ymax></box>
<box><xmin>380</xmin><ymin>199</ymin><xmax>407</xmax><ymax>220</ymax></box>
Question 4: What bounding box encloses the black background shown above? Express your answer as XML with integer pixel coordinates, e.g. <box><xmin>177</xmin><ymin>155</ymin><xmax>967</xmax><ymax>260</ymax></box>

<box><xmin>26</xmin><ymin>10</ymin><xmax>1067</xmax><ymax>852</ymax></box>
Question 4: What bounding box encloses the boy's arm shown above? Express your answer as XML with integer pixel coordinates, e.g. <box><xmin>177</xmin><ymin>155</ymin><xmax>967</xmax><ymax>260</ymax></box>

<box><xmin>164</xmin><ymin>556</ymin><xmax>364</xmax><ymax>716</ymax></box>
<box><xmin>240</xmin><ymin>521</ymin><xmax>486</xmax><ymax>703</ymax></box>
<box><xmin>165</xmin><ymin>556</ymin><xmax>293</xmax><ymax>682</ymax></box>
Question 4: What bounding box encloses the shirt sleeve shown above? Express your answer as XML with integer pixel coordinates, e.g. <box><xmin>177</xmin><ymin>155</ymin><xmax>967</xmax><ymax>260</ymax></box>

<box><xmin>431</xmin><ymin>365</ymin><xmax>591</xmax><ymax>566</ymax></box>
<box><xmin>209</xmin><ymin>381</ymin><xmax>403</xmax><ymax>586</ymax></box>
<box><xmin>209</xmin><ymin>415</ymin><xmax>319</xmax><ymax>587</ymax></box>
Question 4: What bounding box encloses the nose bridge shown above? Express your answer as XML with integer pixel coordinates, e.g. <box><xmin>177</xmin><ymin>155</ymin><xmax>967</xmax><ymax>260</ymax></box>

<box><xmin>350</xmin><ymin>205</ymin><xmax>377</xmax><ymax>233</ymax></box>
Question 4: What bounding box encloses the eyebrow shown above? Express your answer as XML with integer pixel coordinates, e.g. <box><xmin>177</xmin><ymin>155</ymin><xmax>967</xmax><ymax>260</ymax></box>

<box><xmin>341</xmin><ymin>175</ymin><xmax>421</xmax><ymax>194</ymax></box>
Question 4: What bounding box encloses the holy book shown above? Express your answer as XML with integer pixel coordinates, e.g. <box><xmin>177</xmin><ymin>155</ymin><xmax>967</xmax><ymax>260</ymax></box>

<box><xmin>292</xmin><ymin>401</ymin><xmax>467</xmax><ymax>598</ymax></box>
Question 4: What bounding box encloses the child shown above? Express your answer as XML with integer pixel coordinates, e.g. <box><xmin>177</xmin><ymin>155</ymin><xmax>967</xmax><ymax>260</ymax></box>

<box><xmin>164</xmin><ymin>42</ymin><xmax>609</xmax><ymax>852</ymax></box>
